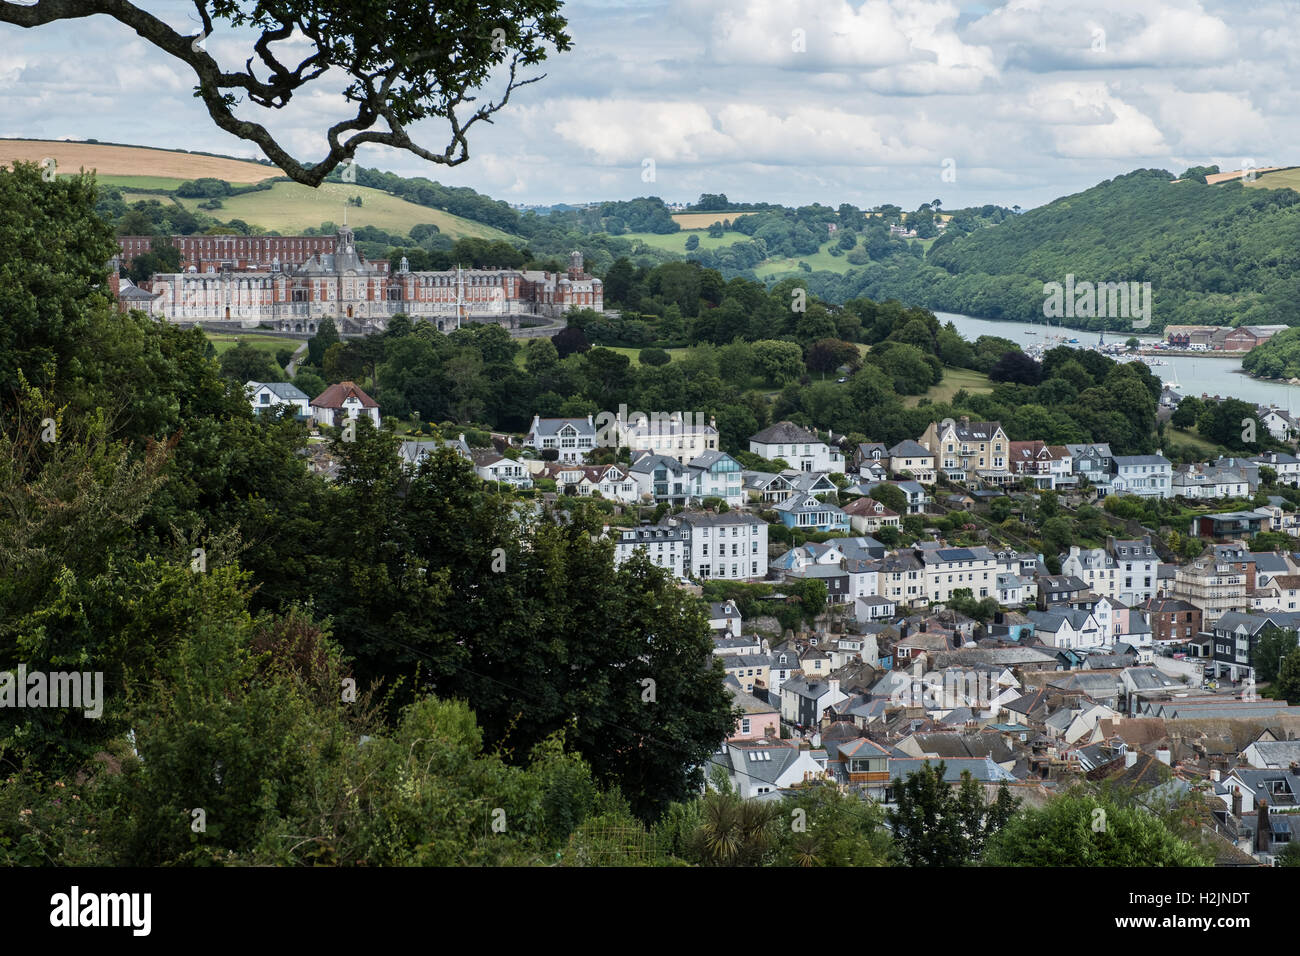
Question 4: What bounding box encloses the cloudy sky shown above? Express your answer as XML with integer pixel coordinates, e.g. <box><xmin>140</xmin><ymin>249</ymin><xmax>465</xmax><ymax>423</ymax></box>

<box><xmin>1</xmin><ymin>0</ymin><xmax>1295</xmax><ymax>209</ymax></box>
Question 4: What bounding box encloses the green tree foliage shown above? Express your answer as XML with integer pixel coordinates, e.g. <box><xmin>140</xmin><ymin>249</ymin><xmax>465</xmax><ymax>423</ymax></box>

<box><xmin>1253</xmin><ymin>626</ymin><xmax>1298</xmax><ymax>684</ymax></box>
<box><xmin>553</xmin><ymin>325</ymin><xmax>591</xmax><ymax>359</ymax></box>
<box><xmin>307</xmin><ymin>318</ymin><xmax>340</xmax><ymax>367</ymax></box>
<box><xmin>1277</xmin><ymin>842</ymin><xmax>1300</xmax><ymax>866</ymax></box>
<box><xmin>1277</xmin><ymin>646</ymin><xmax>1300</xmax><ymax>704</ymax></box>
<box><xmin>1242</xmin><ymin>327</ymin><xmax>1300</xmax><ymax>380</ymax></box>
<box><xmin>218</xmin><ymin>340</ymin><xmax>282</xmax><ymax>382</ymax></box>
<box><xmin>806</xmin><ymin>338</ymin><xmax>861</xmax><ymax>375</ymax></box>
<box><xmin>886</xmin><ymin>762</ymin><xmax>1019</xmax><ymax>866</ymax></box>
<box><xmin>865</xmin><ymin>342</ymin><xmax>940</xmax><ymax>395</ymax></box>
<box><xmin>984</xmin><ymin>791</ymin><xmax>1212</xmax><ymax>866</ymax></box>
<box><xmin>752</xmin><ymin>340</ymin><xmax>805</xmax><ymax>385</ymax></box>
<box><xmin>1196</xmin><ymin>398</ymin><xmax>1263</xmax><ymax>451</ymax></box>
<box><xmin>866</xmin><ymin>482</ymin><xmax>908</xmax><ymax>514</ymax></box>
<box><xmin>638</xmin><ymin>347</ymin><xmax>672</xmax><ymax>367</ymax></box>
<box><xmin>1170</xmin><ymin>394</ymin><xmax>1203</xmax><ymax>428</ymax></box>
<box><xmin>126</xmin><ymin>236</ymin><xmax>183</xmax><ymax>283</ymax></box>
<box><xmin>771</xmin><ymin>784</ymin><xmax>893</xmax><ymax>866</ymax></box>
<box><xmin>989</xmin><ymin>350</ymin><xmax>1042</xmax><ymax>385</ymax></box>
<box><xmin>689</xmin><ymin>788</ymin><xmax>778</xmax><ymax>866</ymax></box>
<box><xmin>0</xmin><ymin>163</ymin><xmax>118</xmax><ymax>393</ymax></box>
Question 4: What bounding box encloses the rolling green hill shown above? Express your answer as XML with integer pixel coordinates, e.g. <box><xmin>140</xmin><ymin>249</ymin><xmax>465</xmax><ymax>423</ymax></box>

<box><xmin>11</xmin><ymin>140</ymin><xmax>521</xmax><ymax>242</ymax></box>
<box><xmin>805</xmin><ymin>167</ymin><xmax>1300</xmax><ymax>331</ymax></box>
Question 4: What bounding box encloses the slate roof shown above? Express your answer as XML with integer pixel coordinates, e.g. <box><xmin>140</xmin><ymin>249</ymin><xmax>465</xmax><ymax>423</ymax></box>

<box><xmin>1140</xmin><ymin>596</ymin><xmax>1198</xmax><ymax>615</ymax></box>
<box><xmin>628</xmin><ymin>452</ymin><xmax>684</xmax><ymax>476</ymax></box>
<box><xmin>1049</xmin><ymin>671</ymin><xmax>1122</xmax><ymax>696</ymax></box>
<box><xmin>248</xmin><ymin>381</ymin><xmax>309</xmax><ymax>401</ymax></box>
<box><xmin>715</xmin><ymin>742</ymin><xmax>810</xmax><ymax>785</ymax></box>
<box><xmin>750</xmin><ymin>421</ymin><xmax>820</xmax><ymax>445</ymax></box>
<box><xmin>619</xmin><ymin>523</ymin><xmax>688</xmax><ymax>544</ymax></box>
<box><xmin>1066</xmin><ymin>442</ymin><xmax>1112</xmax><ymax>458</ymax></box>
<box><xmin>1113</xmin><ymin>454</ymin><xmax>1171</xmax><ymax>467</ymax></box>
<box><xmin>1243</xmin><ymin>740</ymin><xmax>1300</xmax><ymax>767</ymax></box>
<box><xmin>689</xmin><ymin>449</ymin><xmax>733</xmax><ymax>469</ymax></box>
<box><xmin>118</xmin><ymin>280</ymin><xmax>158</xmax><ymax>301</ymax></box>
<box><xmin>679</xmin><ymin>511</ymin><xmax>762</xmax><ymax>528</ymax></box>
<box><xmin>726</xmin><ymin>682</ymin><xmax>778</xmax><ymax>715</ymax></box>
<box><xmin>832</xmin><ymin>536</ymin><xmax>887</xmax><ymax>559</ymax></box>
<box><xmin>1039</xmin><ymin>574</ymin><xmax>1089</xmax><ymax>592</ymax></box>
<box><xmin>941</xmin><ymin>420</ymin><xmax>1003</xmax><ymax>442</ymax></box>
<box><xmin>1123</xmin><ymin>667</ymin><xmax>1181</xmax><ymax>692</ymax></box>
<box><xmin>836</xmin><ymin>737</ymin><xmax>892</xmax><ymax>759</ymax></box>
<box><xmin>888</xmin><ymin>439</ymin><xmax>932</xmax><ymax>458</ymax></box>
<box><xmin>776</xmin><ymin>492</ymin><xmax>846</xmax><ymax>516</ymax></box>
<box><xmin>529</xmin><ymin>416</ymin><xmax>595</xmax><ymax>437</ymax></box>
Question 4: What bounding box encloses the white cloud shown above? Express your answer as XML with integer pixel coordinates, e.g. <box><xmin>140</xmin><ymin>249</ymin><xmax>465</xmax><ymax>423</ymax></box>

<box><xmin>969</xmin><ymin>0</ymin><xmax>1235</xmax><ymax>70</ymax></box>
<box><xmin>0</xmin><ymin>0</ymin><xmax>1290</xmax><ymax>208</ymax></box>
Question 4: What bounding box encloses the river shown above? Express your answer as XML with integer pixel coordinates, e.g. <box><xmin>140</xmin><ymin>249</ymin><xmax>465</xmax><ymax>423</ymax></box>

<box><xmin>936</xmin><ymin>312</ymin><xmax>1300</xmax><ymax>412</ymax></box>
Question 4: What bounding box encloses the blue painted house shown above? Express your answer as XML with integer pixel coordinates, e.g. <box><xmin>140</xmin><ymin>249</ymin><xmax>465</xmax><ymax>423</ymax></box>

<box><xmin>774</xmin><ymin>492</ymin><xmax>850</xmax><ymax>533</ymax></box>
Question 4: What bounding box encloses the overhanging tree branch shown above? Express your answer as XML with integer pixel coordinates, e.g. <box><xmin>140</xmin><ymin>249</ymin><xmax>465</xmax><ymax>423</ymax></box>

<box><xmin>0</xmin><ymin>0</ymin><xmax>572</xmax><ymax>186</ymax></box>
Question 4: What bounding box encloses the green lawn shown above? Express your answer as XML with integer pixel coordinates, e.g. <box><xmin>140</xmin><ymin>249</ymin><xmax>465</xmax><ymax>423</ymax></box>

<box><xmin>902</xmin><ymin>366</ymin><xmax>994</xmax><ymax>407</ymax></box>
<box><xmin>1166</xmin><ymin>425</ymin><xmax>1224</xmax><ymax>457</ymax></box>
<box><xmin>1240</xmin><ymin>167</ymin><xmax>1300</xmax><ymax>193</ymax></box>
<box><xmin>601</xmin><ymin>346</ymin><xmax>687</xmax><ymax>367</ymax></box>
<box><xmin>204</xmin><ymin>333</ymin><xmax>302</xmax><ymax>357</ymax></box>
<box><xmin>117</xmin><ymin>191</ymin><xmax>180</xmax><ymax>205</ymax></box>
<box><xmin>73</xmin><ymin>174</ymin><xmax>192</xmax><ymax>190</ymax></box>
<box><xmin>620</xmin><ymin>230</ymin><xmax>744</xmax><ymax>254</ymax></box>
<box><xmin>623</xmin><ymin>230</ymin><xmax>926</xmax><ymax>280</ymax></box>
<box><xmin>175</xmin><ymin>180</ymin><xmax>518</xmax><ymax>241</ymax></box>
<box><xmin>754</xmin><ymin>240</ymin><xmax>860</xmax><ymax>279</ymax></box>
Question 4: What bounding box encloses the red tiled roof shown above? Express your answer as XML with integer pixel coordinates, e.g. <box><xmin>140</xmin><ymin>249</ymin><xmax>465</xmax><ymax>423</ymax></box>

<box><xmin>311</xmin><ymin>380</ymin><xmax>378</xmax><ymax>409</ymax></box>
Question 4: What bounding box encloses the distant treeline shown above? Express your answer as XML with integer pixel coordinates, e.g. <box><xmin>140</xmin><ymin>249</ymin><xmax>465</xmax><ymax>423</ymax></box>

<box><xmin>322</xmin><ymin>164</ymin><xmax>522</xmax><ymax>233</ymax></box>
<box><xmin>175</xmin><ymin>177</ymin><xmax>277</xmax><ymax>198</ymax></box>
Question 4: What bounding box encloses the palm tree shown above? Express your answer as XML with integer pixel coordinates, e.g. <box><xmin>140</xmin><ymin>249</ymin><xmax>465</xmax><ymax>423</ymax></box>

<box><xmin>789</xmin><ymin>831</ymin><xmax>823</xmax><ymax>867</ymax></box>
<box><xmin>692</xmin><ymin>790</ymin><xmax>777</xmax><ymax>866</ymax></box>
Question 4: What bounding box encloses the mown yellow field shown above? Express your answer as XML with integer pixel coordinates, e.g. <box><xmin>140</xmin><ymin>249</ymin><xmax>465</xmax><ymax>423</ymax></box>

<box><xmin>1243</xmin><ymin>167</ymin><xmax>1300</xmax><ymax>192</ymax></box>
<box><xmin>1209</xmin><ymin>166</ymin><xmax>1286</xmax><ymax>185</ymax></box>
<box><xmin>671</xmin><ymin>211</ymin><xmax>757</xmax><ymax>229</ymax></box>
<box><xmin>2</xmin><ymin>139</ymin><xmax>278</xmax><ymax>183</ymax></box>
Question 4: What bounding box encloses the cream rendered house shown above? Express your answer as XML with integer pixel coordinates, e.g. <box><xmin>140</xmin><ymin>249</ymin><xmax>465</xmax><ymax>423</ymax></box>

<box><xmin>918</xmin><ymin>418</ymin><xmax>1010</xmax><ymax>485</ymax></box>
